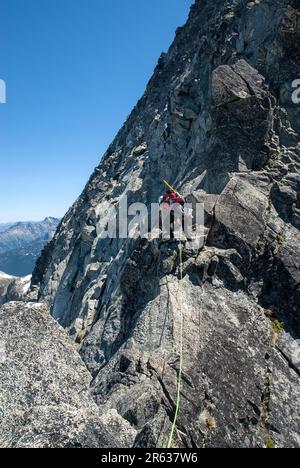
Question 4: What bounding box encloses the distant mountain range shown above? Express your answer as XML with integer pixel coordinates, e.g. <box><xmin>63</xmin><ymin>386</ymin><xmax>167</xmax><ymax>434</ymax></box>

<box><xmin>0</xmin><ymin>217</ymin><xmax>60</xmax><ymax>276</ymax></box>
<box><xmin>0</xmin><ymin>223</ymin><xmax>14</xmax><ymax>233</ymax></box>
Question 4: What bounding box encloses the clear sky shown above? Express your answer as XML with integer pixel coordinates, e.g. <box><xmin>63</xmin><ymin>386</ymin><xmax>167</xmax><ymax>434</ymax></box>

<box><xmin>0</xmin><ymin>0</ymin><xmax>194</xmax><ymax>222</ymax></box>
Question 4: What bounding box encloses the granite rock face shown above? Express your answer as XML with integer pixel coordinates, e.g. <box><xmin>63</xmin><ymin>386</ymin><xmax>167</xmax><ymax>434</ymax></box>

<box><xmin>27</xmin><ymin>0</ymin><xmax>300</xmax><ymax>448</ymax></box>
<box><xmin>0</xmin><ymin>272</ymin><xmax>15</xmax><ymax>305</ymax></box>
<box><xmin>0</xmin><ymin>274</ymin><xmax>32</xmax><ymax>305</ymax></box>
<box><xmin>0</xmin><ymin>302</ymin><xmax>135</xmax><ymax>448</ymax></box>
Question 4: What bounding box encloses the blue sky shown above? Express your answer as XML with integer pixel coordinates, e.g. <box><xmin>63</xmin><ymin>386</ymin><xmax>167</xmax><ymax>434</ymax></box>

<box><xmin>0</xmin><ymin>0</ymin><xmax>194</xmax><ymax>222</ymax></box>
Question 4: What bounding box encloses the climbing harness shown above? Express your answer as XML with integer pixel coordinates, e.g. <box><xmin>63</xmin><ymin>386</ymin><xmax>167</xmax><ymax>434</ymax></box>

<box><xmin>166</xmin><ymin>240</ymin><xmax>184</xmax><ymax>448</ymax></box>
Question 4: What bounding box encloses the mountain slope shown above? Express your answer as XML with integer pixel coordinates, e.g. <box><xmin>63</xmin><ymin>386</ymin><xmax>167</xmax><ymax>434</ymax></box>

<box><xmin>0</xmin><ymin>218</ymin><xmax>59</xmax><ymax>255</ymax></box>
<box><xmin>29</xmin><ymin>0</ymin><xmax>300</xmax><ymax>448</ymax></box>
<box><xmin>0</xmin><ymin>218</ymin><xmax>60</xmax><ymax>276</ymax></box>
<box><xmin>0</xmin><ymin>240</ymin><xmax>47</xmax><ymax>277</ymax></box>
<box><xmin>0</xmin><ymin>224</ymin><xmax>14</xmax><ymax>234</ymax></box>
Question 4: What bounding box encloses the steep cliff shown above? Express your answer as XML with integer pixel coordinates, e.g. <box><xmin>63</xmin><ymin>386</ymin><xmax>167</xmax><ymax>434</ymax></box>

<box><xmin>30</xmin><ymin>0</ymin><xmax>300</xmax><ymax>448</ymax></box>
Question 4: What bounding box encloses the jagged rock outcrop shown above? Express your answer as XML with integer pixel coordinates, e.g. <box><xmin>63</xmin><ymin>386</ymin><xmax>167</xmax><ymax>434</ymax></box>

<box><xmin>0</xmin><ymin>273</ymin><xmax>32</xmax><ymax>305</ymax></box>
<box><xmin>28</xmin><ymin>0</ymin><xmax>300</xmax><ymax>448</ymax></box>
<box><xmin>0</xmin><ymin>302</ymin><xmax>136</xmax><ymax>448</ymax></box>
<box><xmin>0</xmin><ymin>272</ymin><xmax>15</xmax><ymax>305</ymax></box>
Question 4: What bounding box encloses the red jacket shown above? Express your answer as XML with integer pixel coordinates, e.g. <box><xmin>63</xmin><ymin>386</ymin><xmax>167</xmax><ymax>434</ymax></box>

<box><xmin>162</xmin><ymin>192</ymin><xmax>185</xmax><ymax>205</ymax></box>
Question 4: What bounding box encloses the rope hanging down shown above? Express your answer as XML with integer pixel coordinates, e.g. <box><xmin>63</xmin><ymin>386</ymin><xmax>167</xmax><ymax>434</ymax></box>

<box><xmin>167</xmin><ymin>241</ymin><xmax>184</xmax><ymax>448</ymax></box>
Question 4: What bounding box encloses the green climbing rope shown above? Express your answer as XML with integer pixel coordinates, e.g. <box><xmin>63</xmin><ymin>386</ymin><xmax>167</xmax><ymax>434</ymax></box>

<box><xmin>167</xmin><ymin>241</ymin><xmax>184</xmax><ymax>448</ymax></box>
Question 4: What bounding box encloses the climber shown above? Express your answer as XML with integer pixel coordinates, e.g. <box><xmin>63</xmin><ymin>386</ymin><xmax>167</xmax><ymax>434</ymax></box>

<box><xmin>161</xmin><ymin>189</ymin><xmax>185</xmax><ymax>206</ymax></box>
<box><xmin>159</xmin><ymin>186</ymin><xmax>186</xmax><ymax>239</ymax></box>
